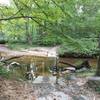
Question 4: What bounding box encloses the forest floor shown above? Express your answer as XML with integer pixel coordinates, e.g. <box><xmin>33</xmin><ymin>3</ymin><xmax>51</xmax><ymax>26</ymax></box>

<box><xmin>0</xmin><ymin>76</ymin><xmax>36</xmax><ymax>100</ymax></box>
<box><xmin>0</xmin><ymin>76</ymin><xmax>100</xmax><ymax>100</ymax></box>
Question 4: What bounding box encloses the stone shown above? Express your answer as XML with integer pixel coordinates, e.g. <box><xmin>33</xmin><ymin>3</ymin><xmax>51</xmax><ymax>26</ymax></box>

<box><xmin>79</xmin><ymin>95</ymin><xmax>88</xmax><ymax>100</ymax></box>
<box><xmin>72</xmin><ymin>95</ymin><xmax>88</xmax><ymax>100</ymax></box>
<box><xmin>33</xmin><ymin>76</ymin><xmax>56</xmax><ymax>84</ymax></box>
<box><xmin>69</xmin><ymin>75</ymin><xmax>77</xmax><ymax>80</ymax></box>
<box><xmin>66</xmin><ymin>74</ymin><xmax>77</xmax><ymax>81</ymax></box>
<box><xmin>87</xmin><ymin>76</ymin><xmax>100</xmax><ymax>91</ymax></box>
<box><xmin>87</xmin><ymin>77</ymin><xmax>100</xmax><ymax>86</ymax></box>
<box><xmin>38</xmin><ymin>91</ymin><xmax>71</xmax><ymax>100</ymax></box>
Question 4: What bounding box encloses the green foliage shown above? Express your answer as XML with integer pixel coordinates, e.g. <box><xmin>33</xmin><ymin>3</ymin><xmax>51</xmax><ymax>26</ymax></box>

<box><xmin>0</xmin><ymin>0</ymin><xmax>100</xmax><ymax>54</ymax></box>
<box><xmin>42</xmin><ymin>34</ymin><xmax>62</xmax><ymax>46</ymax></box>
<box><xmin>95</xmin><ymin>87</ymin><xmax>100</xmax><ymax>93</ymax></box>
<box><xmin>0</xmin><ymin>63</ymin><xmax>26</xmax><ymax>80</ymax></box>
<box><xmin>76</xmin><ymin>69</ymin><xmax>95</xmax><ymax>77</ymax></box>
<box><xmin>0</xmin><ymin>66</ymin><xmax>11</xmax><ymax>78</ymax></box>
<box><xmin>7</xmin><ymin>42</ymin><xmax>36</xmax><ymax>50</ymax></box>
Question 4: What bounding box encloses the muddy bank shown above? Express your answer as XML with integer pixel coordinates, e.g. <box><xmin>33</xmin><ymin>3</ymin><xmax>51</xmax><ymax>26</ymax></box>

<box><xmin>60</xmin><ymin>57</ymin><xmax>97</xmax><ymax>68</ymax></box>
<box><xmin>60</xmin><ymin>52</ymin><xmax>98</xmax><ymax>58</ymax></box>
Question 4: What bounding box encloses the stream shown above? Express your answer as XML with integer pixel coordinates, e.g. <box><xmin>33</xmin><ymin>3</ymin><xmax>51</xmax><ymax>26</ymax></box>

<box><xmin>0</xmin><ymin>45</ymin><xmax>99</xmax><ymax>100</ymax></box>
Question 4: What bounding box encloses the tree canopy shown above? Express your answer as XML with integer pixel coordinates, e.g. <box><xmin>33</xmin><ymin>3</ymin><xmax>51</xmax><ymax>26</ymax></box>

<box><xmin>0</xmin><ymin>0</ymin><xmax>100</xmax><ymax>54</ymax></box>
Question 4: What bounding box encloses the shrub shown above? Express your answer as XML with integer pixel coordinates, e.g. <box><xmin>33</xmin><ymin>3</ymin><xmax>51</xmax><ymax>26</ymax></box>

<box><xmin>42</xmin><ymin>34</ymin><xmax>62</xmax><ymax>46</ymax></box>
<box><xmin>0</xmin><ymin>66</ymin><xmax>10</xmax><ymax>78</ymax></box>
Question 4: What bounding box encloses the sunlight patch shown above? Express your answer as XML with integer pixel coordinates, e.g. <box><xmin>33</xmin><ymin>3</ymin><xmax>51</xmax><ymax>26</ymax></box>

<box><xmin>0</xmin><ymin>0</ymin><xmax>10</xmax><ymax>6</ymax></box>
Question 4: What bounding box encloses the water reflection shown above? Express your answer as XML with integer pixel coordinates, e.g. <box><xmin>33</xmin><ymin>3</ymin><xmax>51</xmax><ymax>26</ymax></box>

<box><xmin>0</xmin><ymin>53</ymin><xmax>97</xmax><ymax>82</ymax></box>
<box><xmin>8</xmin><ymin>56</ymin><xmax>57</xmax><ymax>81</ymax></box>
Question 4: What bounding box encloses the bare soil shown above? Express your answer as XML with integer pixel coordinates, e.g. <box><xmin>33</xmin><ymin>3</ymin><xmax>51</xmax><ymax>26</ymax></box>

<box><xmin>0</xmin><ymin>76</ymin><xmax>100</xmax><ymax>100</ymax></box>
<box><xmin>0</xmin><ymin>77</ymin><xmax>36</xmax><ymax>100</ymax></box>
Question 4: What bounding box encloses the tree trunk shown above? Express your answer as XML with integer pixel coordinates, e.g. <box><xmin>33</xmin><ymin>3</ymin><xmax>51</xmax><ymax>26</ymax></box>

<box><xmin>96</xmin><ymin>56</ymin><xmax>100</xmax><ymax>76</ymax></box>
<box><xmin>95</xmin><ymin>35</ymin><xmax>100</xmax><ymax>76</ymax></box>
<box><xmin>25</xmin><ymin>18</ymin><xmax>32</xmax><ymax>45</ymax></box>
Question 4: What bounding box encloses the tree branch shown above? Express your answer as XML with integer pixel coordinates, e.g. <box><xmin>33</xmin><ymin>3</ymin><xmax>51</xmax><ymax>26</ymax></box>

<box><xmin>0</xmin><ymin>56</ymin><xmax>23</xmax><ymax>63</ymax></box>
<box><xmin>51</xmin><ymin>0</ymin><xmax>72</xmax><ymax>18</ymax></box>
<box><xmin>9</xmin><ymin>8</ymin><xmax>23</xmax><ymax>18</ymax></box>
<box><xmin>0</xmin><ymin>16</ymin><xmax>36</xmax><ymax>21</ymax></box>
<box><xmin>32</xmin><ymin>0</ymin><xmax>48</xmax><ymax>18</ymax></box>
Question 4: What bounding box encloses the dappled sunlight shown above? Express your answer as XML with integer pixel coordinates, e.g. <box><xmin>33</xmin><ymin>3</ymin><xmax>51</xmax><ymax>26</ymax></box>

<box><xmin>0</xmin><ymin>0</ymin><xmax>10</xmax><ymax>6</ymax></box>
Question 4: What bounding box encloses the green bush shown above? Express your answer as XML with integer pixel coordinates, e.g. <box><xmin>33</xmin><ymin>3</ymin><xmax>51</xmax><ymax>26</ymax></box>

<box><xmin>0</xmin><ymin>66</ymin><xmax>10</xmax><ymax>78</ymax></box>
<box><xmin>42</xmin><ymin>34</ymin><xmax>62</xmax><ymax>46</ymax></box>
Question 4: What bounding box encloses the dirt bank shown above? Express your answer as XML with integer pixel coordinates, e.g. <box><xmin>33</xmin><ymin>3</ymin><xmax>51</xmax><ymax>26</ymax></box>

<box><xmin>0</xmin><ymin>77</ymin><xmax>36</xmax><ymax>100</ymax></box>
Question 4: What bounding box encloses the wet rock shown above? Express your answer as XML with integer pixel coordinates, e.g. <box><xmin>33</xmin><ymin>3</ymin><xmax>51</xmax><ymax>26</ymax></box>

<box><xmin>58</xmin><ymin>78</ymin><xmax>66</xmax><ymax>86</ymax></box>
<box><xmin>38</xmin><ymin>91</ymin><xmax>72</xmax><ymax>100</ymax></box>
<box><xmin>72</xmin><ymin>95</ymin><xmax>88</xmax><ymax>100</ymax></box>
<box><xmin>79</xmin><ymin>95</ymin><xmax>89</xmax><ymax>100</ymax></box>
<box><xmin>0</xmin><ymin>95</ymin><xmax>10</xmax><ymax>100</ymax></box>
<box><xmin>33</xmin><ymin>83</ymin><xmax>55</xmax><ymax>97</ymax></box>
<box><xmin>88</xmin><ymin>76</ymin><xmax>100</xmax><ymax>81</ymax></box>
<box><xmin>66</xmin><ymin>74</ymin><xmax>77</xmax><ymax>81</ymax></box>
<box><xmin>76</xmin><ymin>79</ymin><xmax>86</xmax><ymax>86</ymax></box>
<box><xmin>76</xmin><ymin>68</ymin><xmax>88</xmax><ymax>72</ymax></box>
<box><xmin>33</xmin><ymin>76</ymin><xmax>57</xmax><ymax>84</ymax></box>
<box><xmin>87</xmin><ymin>77</ymin><xmax>100</xmax><ymax>90</ymax></box>
<box><xmin>69</xmin><ymin>75</ymin><xmax>77</xmax><ymax>80</ymax></box>
<box><xmin>42</xmin><ymin>76</ymin><xmax>50</xmax><ymax>82</ymax></box>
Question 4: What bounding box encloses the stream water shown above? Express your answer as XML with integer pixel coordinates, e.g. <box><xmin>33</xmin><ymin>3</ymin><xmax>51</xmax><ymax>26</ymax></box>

<box><xmin>0</xmin><ymin>46</ymin><xmax>98</xmax><ymax>82</ymax></box>
<box><xmin>6</xmin><ymin>56</ymin><xmax>97</xmax><ymax>81</ymax></box>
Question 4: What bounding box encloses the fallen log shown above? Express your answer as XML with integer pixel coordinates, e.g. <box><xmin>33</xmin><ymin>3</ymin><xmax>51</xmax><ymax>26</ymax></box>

<box><xmin>59</xmin><ymin>60</ymin><xmax>91</xmax><ymax>70</ymax></box>
<box><xmin>59</xmin><ymin>61</ymin><xmax>76</xmax><ymax>67</ymax></box>
<box><xmin>0</xmin><ymin>55</ymin><xmax>23</xmax><ymax>63</ymax></box>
